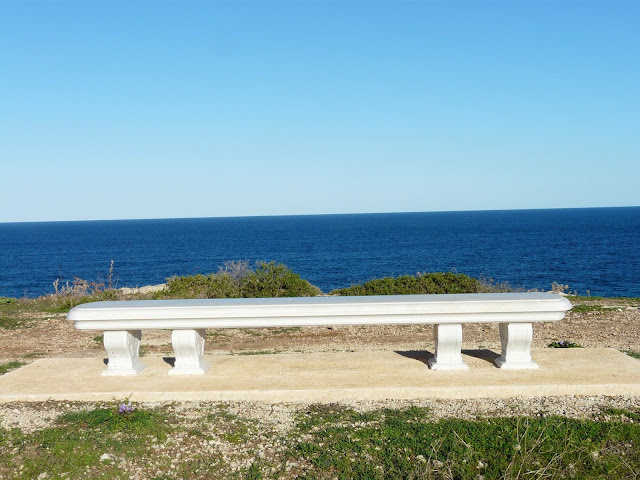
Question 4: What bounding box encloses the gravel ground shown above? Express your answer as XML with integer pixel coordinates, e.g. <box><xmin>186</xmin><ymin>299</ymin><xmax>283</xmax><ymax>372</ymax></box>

<box><xmin>1</xmin><ymin>394</ymin><xmax>639</xmax><ymax>480</ymax></box>
<box><xmin>2</xmin><ymin>395</ymin><xmax>639</xmax><ymax>434</ymax></box>
<box><xmin>1</xmin><ymin>296</ymin><xmax>638</xmax><ymax>433</ymax></box>
<box><xmin>1</xmin><ymin>297</ymin><xmax>638</xmax><ymax>362</ymax></box>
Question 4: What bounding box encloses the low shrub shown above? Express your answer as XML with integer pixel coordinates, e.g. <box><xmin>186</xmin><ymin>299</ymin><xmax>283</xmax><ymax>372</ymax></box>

<box><xmin>240</xmin><ymin>261</ymin><xmax>320</xmax><ymax>297</ymax></box>
<box><xmin>161</xmin><ymin>261</ymin><xmax>319</xmax><ymax>299</ymax></box>
<box><xmin>330</xmin><ymin>272</ymin><xmax>491</xmax><ymax>296</ymax></box>
<box><xmin>161</xmin><ymin>272</ymin><xmax>240</xmax><ymax>299</ymax></box>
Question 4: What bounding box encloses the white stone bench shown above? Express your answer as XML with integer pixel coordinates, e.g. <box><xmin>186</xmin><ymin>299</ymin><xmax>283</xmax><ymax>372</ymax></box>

<box><xmin>67</xmin><ymin>292</ymin><xmax>571</xmax><ymax>376</ymax></box>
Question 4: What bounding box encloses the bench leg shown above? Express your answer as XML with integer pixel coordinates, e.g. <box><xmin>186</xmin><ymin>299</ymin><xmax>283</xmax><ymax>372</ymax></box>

<box><xmin>169</xmin><ymin>329</ymin><xmax>210</xmax><ymax>375</ymax></box>
<box><xmin>428</xmin><ymin>324</ymin><xmax>468</xmax><ymax>371</ymax></box>
<box><xmin>102</xmin><ymin>330</ymin><xmax>146</xmax><ymax>376</ymax></box>
<box><xmin>495</xmin><ymin>323</ymin><xmax>539</xmax><ymax>369</ymax></box>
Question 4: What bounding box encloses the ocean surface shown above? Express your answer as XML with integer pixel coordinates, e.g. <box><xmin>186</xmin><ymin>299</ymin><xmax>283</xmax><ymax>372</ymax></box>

<box><xmin>0</xmin><ymin>207</ymin><xmax>638</xmax><ymax>299</ymax></box>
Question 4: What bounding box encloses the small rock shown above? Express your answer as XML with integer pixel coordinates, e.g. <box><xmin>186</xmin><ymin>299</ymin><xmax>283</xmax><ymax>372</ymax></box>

<box><xmin>139</xmin><ymin>284</ymin><xmax>167</xmax><ymax>294</ymax></box>
<box><xmin>120</xmin><ymin>284</ymin><xmax>166</xmax><ymax>295</ymax></box>
<box><xmin>100</xmin><ymin>453</ymin><xmax>113</xmax><ymax>462</ymax></box>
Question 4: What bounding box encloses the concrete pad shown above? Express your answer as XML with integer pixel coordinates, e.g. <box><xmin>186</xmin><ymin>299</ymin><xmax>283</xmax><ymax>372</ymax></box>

<box><xmin>0</xmin><ymin>348</ymin><xmax>638</xmax><ymax>403</ymax></box>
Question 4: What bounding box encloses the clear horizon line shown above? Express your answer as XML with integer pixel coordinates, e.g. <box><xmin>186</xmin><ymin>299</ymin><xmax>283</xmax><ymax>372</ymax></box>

<box><xmin>1</xmin><ymin>205</ymin><xmax>639</xmax><ymax>225</ymax></box>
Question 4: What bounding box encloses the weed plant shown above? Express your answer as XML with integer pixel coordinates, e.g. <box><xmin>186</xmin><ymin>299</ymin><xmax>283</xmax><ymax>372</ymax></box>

<box><xmin>0</xmin><ymin>361</ymin><xmax>26</xmax><ymax>375</ymax></box>
<box><xmin>548</xmin><ymin>340</ymin><xmax>583</xmax><ymax>348</ymax></box>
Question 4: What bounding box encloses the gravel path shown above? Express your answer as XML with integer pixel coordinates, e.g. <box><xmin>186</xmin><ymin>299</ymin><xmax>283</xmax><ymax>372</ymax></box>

<box><xmin>2</xmin><ymin>395</ymin><xmax>639</xmax><ymax>434</ymax></box>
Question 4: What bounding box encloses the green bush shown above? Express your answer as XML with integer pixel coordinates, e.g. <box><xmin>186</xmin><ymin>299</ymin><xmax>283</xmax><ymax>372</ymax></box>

<box><xmin>240</xmin><ymin>261</ymin><xmax>319</xmax><ymax>298</ymax></box>
<box><xmin>330</xmin><ymin>272</ymin><xmax>491</xmax><ymax>296</ymax></box>
<box><xmin>162</xmin><ymin>261</ymin><xmax>319</xmax><ymax>299</ymax></box>
<box><xmin>162</xmin><ymin>273</ymin><xmax>240</xmax><ymax>299</ymax></box>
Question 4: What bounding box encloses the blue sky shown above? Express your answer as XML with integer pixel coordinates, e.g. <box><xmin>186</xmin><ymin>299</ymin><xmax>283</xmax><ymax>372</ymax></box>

<box><xmin>1</xmin><ymin>1</ymin><xmax>638</xmax><ymax>222</ymax></box>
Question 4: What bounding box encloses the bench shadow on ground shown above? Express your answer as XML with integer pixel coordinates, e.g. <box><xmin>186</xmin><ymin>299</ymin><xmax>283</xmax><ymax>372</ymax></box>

<box><xmin>394</xmin><ymin>350</ymin><xmax>433</xmax><ymax>367</ymax></box>
<box><xmin>163</xmin><ymin>357</ymin><xmax>176</xmax><ymax>367</ymax></box>
<box><xmin>106</xmin><ymin>352</ymin><xmax>500</xmax><ymax>369</ymax></box>
<box><xmin>103</xmin><ymin>358</ymin><xmax>177</xmax><ymax>367</ymax></box>
<box><xmin>395</xmin><ymin>349</ymin><xmax>500</xmax><ymax>367</ymax></box>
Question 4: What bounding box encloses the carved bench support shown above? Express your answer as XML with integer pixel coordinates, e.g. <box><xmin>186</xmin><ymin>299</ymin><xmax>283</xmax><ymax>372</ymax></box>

<box><xmin>428</xmin><ymin>324</ymin><xmax>469</xmax><ymax>371</ymax></box>
<box><xmin>169</xmin><ymin>329</ymin><xmax>210</xmax><ymax>375</ymax></box>
<box><xmin>495</xmin><ymin>323</ymin><xmax>538</xmax><ymax>369</ymax></box>
<box><xmin>102</xmin><ymin>330</ymin><xmax>146</xmax><ymax>376</ymax></box>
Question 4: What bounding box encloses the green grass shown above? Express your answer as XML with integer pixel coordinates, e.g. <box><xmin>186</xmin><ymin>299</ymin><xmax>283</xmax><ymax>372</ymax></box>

<box><xmin>1</xmin><ymin>403</ymin><xmax>639</xmax><ymax>479</ymax></box>
<box><xmin>571</xmin><ymin>296</ymin><xmax>640</xmax><ymax>304</ymax></box>
<box><xmin>22</xmin><ymin>352</ymin><xmax>45</xmax><ymax>359</ymax></box>
<box><xmin>0</xmin><ymin>315</ymin><xmax>30</xmax><ymax>329</ymax></box>
<box><xmin>0</xmin><ymin>296</ymin><xmax>36</xmax><ymax>329</ymax></box>
<box><xmin>241</xmin><ymin>328</ymin><xmax>264</xmax><ymax>337</ymax></box>
<box><xmin>268</xmin><ymin>405</ymin><xmax>640</xmax><ymax>479</ymax></box>
<box><xmin>603</xmin><ymin>408</ymin><xmax>640</xmax><ymax>422</ymax></box>
<box><xmin>207</xmin><ymin>330</ymin><xmax>229</xmax><ymax>339</ymax></box>
<box><xmin>0</xmin><ymin>294</ymin><xmax>112</xmax><ymax>330</ymax></box>
<box><xmin>571</xmin><ymin>304</ymin><xmax>609</xmax><ymax>313</ymax></box>
<box><xmin>0</xmin><ymin>361</ymin><xmax>26</xmax><ymax>375</ymax></box>
<box><xmin>270</xmin><ymin>326</ymin><xmax>302</xmax><ymax>335</ymax></box>
<box><xmin>0</xmin><ymin>403</ymin><xmax>171</xmax><ymax>479</ymax></box>
<box><xmin>623</xmin><ymin>350</ymin><xmax>640</xmax><ymax>360</ymax></box>
<box><xmin>235</xmin><ymin>349</ymin><xmax>282</xmax><ymax>356</ymax></box>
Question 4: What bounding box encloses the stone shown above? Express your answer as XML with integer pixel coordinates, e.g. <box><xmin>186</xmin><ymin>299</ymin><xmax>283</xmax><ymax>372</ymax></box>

<box><xmin>67</xmin><ymin>293</ymin><xmax>572</xmax><ymax>376</ymax></box>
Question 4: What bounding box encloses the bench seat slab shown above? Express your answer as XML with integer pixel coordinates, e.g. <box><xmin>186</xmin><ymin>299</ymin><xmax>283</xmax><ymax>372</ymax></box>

<box><xmin>102</xmin><ymin>330</ymin><xmax>146</xmax><ymax>376</ymax></box>
<box><xmin>168</xmin><ymin>328</ymin><xmax>210</xmax><ymax>375</ymax></box>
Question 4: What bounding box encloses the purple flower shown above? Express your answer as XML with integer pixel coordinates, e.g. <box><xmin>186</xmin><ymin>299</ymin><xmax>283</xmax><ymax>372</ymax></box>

<box><xmin>118</xmin><ymin>402</ymin><xmax>135</xmax><ymax>414</ymax></box>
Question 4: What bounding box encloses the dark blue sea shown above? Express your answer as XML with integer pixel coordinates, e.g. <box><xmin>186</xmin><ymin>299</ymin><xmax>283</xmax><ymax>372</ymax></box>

<box><xmin>0</xmin><ymin>207</ymin><xmax>638</xmax><ymax>299</ymax></box>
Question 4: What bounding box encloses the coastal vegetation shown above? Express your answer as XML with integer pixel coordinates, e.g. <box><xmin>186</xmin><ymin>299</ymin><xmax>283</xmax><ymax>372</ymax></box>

<box><xmin>0</xmin><ymin>264</ymin><xmax>513</xmax><ymax>329</ymax></box>
<box><xmin>329</xmin><ymin>271</ymin><xmax>496</xmax><ymax>296</ymax></box>
<box><xmin>0</xmin><ymin>401</ymin><xmax>638</xmax><ymax>479</ymax></box>
<box><xmin>0</xmin><ymin>267</ymin><xmax>504</xmax><ymax>351</ymax></box>
<box><xmin>160</xmin><ymin>261</ymin><xmax>320</xmax><ymax>299</ymax></box>
<box><xmin>1</xmin><ymin>263</ymin><xmax>640</xmax><ymax>479</ymax></box>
